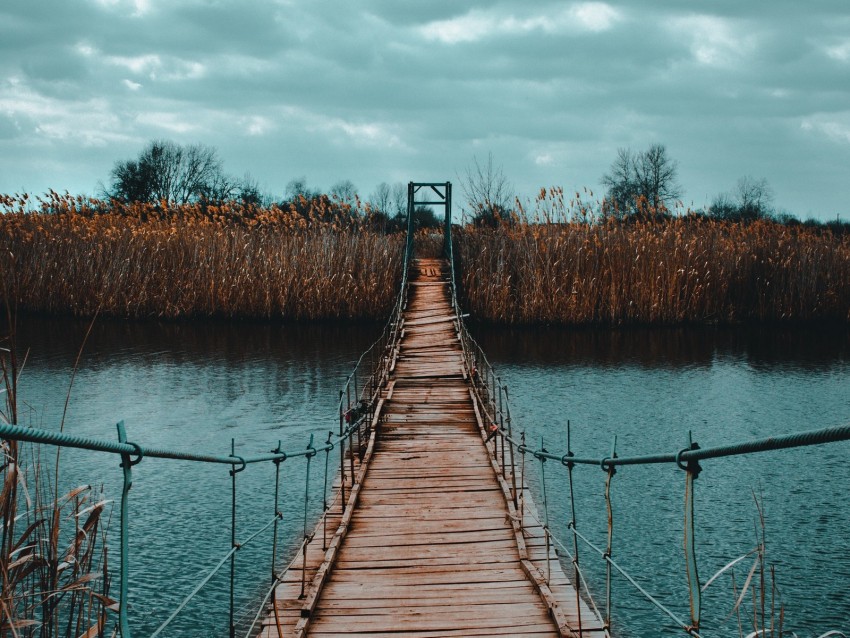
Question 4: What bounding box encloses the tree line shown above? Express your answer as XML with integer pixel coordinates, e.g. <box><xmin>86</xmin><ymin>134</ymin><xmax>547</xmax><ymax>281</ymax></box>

<box><xmin>103</xmin><ymin>139</ymin><xmax>443</xmax><ymax>231</ymax></box>
<box><xmin>599</xmin><ymin>144</ymin><xmax>779</xmax><ymax>223</ymax></box>
<box><xmin>100</xmin><ymin>138</ymin><xmax>845</xmax><ymax>232</ymax></box>
<box><xmin>462</xmin><ymin>146</ymin><xmax>846</xmax><ymax>232</ymax></box>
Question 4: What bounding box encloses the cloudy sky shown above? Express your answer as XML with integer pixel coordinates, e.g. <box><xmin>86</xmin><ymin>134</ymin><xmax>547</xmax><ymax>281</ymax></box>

<box><xmin>2</xmin><ymin>0</ymin><xmax>849</xmax><ymax>219</ymax></box>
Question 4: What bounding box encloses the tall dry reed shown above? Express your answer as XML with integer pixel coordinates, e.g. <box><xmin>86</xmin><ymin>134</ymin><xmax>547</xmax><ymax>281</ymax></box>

<box><xmin>455</xmin><ymin>218</ymin><xmax>850</xmax><ymax>325</ymax></box>
<box><xmin>1</xmin><ymin>311</ymin><xmax>113</xmax><ymax>636</ymax></box>
<box><xmin>0</xmin><ymin>194</ymin><xmax>404</xmax><ymax>320</ymax></box>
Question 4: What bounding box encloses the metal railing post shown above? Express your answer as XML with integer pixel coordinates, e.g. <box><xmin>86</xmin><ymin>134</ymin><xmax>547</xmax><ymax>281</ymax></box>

<box><xmin>680</xmin><ymin>431</ymin><xmax>702</xmax><ymax>634</ymax></box>
<box><xmin>498</xmin><ymin>381</ymin><xmax>506</xmax><ymax>477</ymax></box>
<box><xmin>339</xmin><ymin>391</ymin><xmax>346</xmax><ymax>512</ymax></box>
<box><xmin>300</xmin><ymin>433</ymin><xmax>315</xmax><ymax>598</ymax></box>
<box><xmin>539</xmin><ymin>436</ymin><xmax>551</xmax><ymax>585</ymax></box>
<box><xmin>603</xmin><ymin>435</ymin><xmax>618</xmax><ymax>633</ymax></box>
<box><xmin>519</xmin><ymin>431</ymin><xmax>526</xmax><ymax>533</ymax></box>
<box><xmin>504</xmin><ymin>386</ymin><xmax>518</xmax><ymax>509</ymax></box>
<box><xmin>271</xmin><ymin>440</ymin><xmax>284</xmax><ymax>578</ymax></box>
<box><xmin>116</xmin><ymin>421</ymin><xmax>137</xmax><ymax>638</ymax></box>
<box><xmin>406</xmin><ymin>182</ymin><xmax>415</xmax><ymax>263</ymax></box>
<box><xmin>348</xmin><ymin>414</ymin><xmax>355</xmax><ymax>481</ymax></box>
<box><xmin>323</xmin><ymin>431</ymin><xmax>333</xmax><ymax>551</ymax></box>
<box><xmin>564</xmin><ymin>420</ymin><xmax>583</xmax><ymax>636</ymax></box>
<box><xmin>228</xmin><ymin>439</ymin><xmax>241</xmax><ymax>638</ymax></box>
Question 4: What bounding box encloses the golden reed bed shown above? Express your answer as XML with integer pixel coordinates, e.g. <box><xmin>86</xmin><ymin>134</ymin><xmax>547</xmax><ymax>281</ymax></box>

<box><xmin>1</xmin><ymin>193</ymin><xmax>404</xmax><ymax>320</ymax></box>
<box><xmin>3</xmin><ymin>192</ymin><xmax>849</xmax><ymax>324</ymax></box>
<box><xmin>454</xmin><ymin>219</ymin><xmax>850</xmax><ymax>325</ymax></box>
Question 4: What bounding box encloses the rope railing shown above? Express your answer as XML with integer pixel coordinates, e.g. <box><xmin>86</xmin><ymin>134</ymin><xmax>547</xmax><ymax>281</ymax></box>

<box><xmin>443</xmin><ymin>224</ymin><xmax>850</xmax><ymax>637</ymax></box>
<box><xmin>0</xmin><ymin>410</ymin><xmax>372</xmax><ymax>638</ymax></box>
<box><xmin>505</xmin><ymin>422</ymin><xmax>850</xmax><ymax>635</ymax></box>
<box><xmin>334</xmin><ymin>204</ymin><xmax>412</xmax><ymax>513</ymax></box>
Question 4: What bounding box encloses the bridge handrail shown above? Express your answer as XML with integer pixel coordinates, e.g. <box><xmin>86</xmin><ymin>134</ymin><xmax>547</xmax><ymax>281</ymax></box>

<box><xmin>0</xmin><ymin>411</ymin><xmax>370</xmax><ymax>637</ymax></box>
<box><xmin>333</xmin><ymin>207</ymin><xmax>412</xmax><ymax>511</ymax></box>
<box><xmin>0</xmin><ymin>421</ymin><xmax>344</xmax><ymax>464</ymax></box>
<box><xmin>501</xmin><ymin>423</ymin><xmax>850</xmax><ymax>468</ymax></box>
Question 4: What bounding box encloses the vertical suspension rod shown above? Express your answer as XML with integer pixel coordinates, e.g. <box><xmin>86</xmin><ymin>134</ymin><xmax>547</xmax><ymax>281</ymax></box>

<box><xmin>565</xmin><ymin>421</ymin><xmax>583</xmax><ymax>636</ymax></box>
<box><xmin>603</xmin><ymin>436</ymin><xmax>618</xmax><ymax>632</ymax></box>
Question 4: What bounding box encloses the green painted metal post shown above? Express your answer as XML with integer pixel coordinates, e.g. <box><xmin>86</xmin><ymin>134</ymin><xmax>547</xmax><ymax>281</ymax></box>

<box><xmin>681</xmin><ymin>431</ymin><xmax>702</xmax><ymax>633</ymax></box>
<box><xmin>406</xmin><ymin>182</ymin><xmax>415</xmax><ymax>264</ymax></box>
<box><xmin>564</xmin><ymin>420</ymin><xmax>583</xmax><ymax>636</ymax></box>
<box><xmin>116</xmin><ymin>421</ymin><xmax>135</xmax><ymax>638</ymax></box>
<box><xmin>603</xmin><ymin>435</ymin><xmax>618</xmax><ymax>633</ymax></box>
<box><xmin>444</xmin><ymin>181</ymin><xmax>452</xmax><ymax>261</ymax></box>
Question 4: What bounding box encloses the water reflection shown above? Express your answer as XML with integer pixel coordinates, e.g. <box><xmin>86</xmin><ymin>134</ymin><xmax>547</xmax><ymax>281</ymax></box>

<box><xmin>19</xmin><ymin>314</ymin><xmax>383</xmax><ymax>369</ymax></box>
<box><xmin>471</xmin><ymin>323</ymin><xmax>850</xmax><ymax>371</ymax></box>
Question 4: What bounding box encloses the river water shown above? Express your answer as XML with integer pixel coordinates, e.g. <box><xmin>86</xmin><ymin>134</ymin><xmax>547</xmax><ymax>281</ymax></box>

<box><xmin>15</xmin><ymin>316</ymin><xmax>850</xmax><ymax>637</ymax></box>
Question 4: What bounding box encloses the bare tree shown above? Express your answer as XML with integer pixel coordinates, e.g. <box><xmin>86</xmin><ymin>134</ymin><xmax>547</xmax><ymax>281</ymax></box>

<box><xmin>709</xmin><ymin>176</ymin><xmax>773</xmax><ymax>222</ymax></box>
<box><xmin>330</xmin><ymin>179</ymin><xmax>358</xmax><ymax>205</ymax></box>
<box><xmin>636</xmin><ymin>144</ymin><xmax>681</xmax><ymax>211</ymax></box>
<box><xmin>146</xmin><ymin>140</ymin><xmax>182</xmax><ymax>202</ymax></box>
<box><xmin>368</xmin><ymin>182</ymin><xmax>392</xmax><ymax>215</ymax></box>
<box><xmin>602</xmin><ymin>144</ymin><xmax>681</xmax><ymax>218</ymax></box>
<box><xmin>601</xmin><ymin>147</ymin><xmax>636</xmax><ymax>218</ymax></box>
<box><xmin>285</xmin><ymin>177</ymin><xmax>315</xmax><ymax>201</ymax></box>
<box><xmin>459</xmin><ymin>153</ymin><xmax>514</xmax><ymax>225</ymax></box>
<box><xmin>390</xmin><ymin>182</ymin><xmax>407</xmax><ymax>218</ymax></box>
<box><xmin>176</xmin><ymin>143</ymin><xmax>226</xmax><ymax>202</ymax></box>
<box><xmin>204</xmin><ymin>169</ymin><xmax>236</xmax><ymax>202</ymax></box>
<box><xmin>235</xmin><ymin>173</ymin><xmax>265</xmax><ymax>206</ymax></box>
<box><xmin>108</xmin><ymin>140</ymin><xmax>229</xmax><ymax>204</ymax></box>
<box><xmin>735</xmin><ymin>176</ymin><xmax>773</xmax><ymax>217</ymax></box>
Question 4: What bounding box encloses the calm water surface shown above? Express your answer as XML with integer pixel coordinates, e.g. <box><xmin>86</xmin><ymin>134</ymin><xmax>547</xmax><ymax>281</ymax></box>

<box><xmin>18</xmin><ymin>316</ymin><xmax>383</xmax><ymax>637</ymax></box>
<box><xmin>471</xmin><ymin>325</ymin><xmax>850</xmax><ymax>637</ymax></box>
<box><xmin>17</xmin><ymin>317</ymin><xmax>850</xmax><ymax>637</ymax></box>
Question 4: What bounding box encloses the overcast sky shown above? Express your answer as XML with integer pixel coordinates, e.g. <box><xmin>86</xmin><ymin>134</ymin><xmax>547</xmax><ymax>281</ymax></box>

<box><xmin>2</xmin><ymin>0</ymin><xmax>849</xmax><ymax>219</ymax></box>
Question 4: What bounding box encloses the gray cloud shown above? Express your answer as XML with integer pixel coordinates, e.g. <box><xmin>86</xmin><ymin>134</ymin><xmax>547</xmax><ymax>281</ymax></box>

<box><xmin>1</xmin><ymin>0</ymin><xmax>849</xmax><ymax>218</ymax></box>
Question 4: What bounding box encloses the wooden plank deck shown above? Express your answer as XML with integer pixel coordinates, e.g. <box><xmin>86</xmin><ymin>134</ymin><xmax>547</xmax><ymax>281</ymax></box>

<box><xmin>261</xmin><ymin>258</ymin><xmax>605</xmax><ymax>638</ymax></box>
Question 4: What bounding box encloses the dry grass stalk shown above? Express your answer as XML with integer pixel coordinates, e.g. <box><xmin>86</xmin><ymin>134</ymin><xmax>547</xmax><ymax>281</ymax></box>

<box><xmin>1</xmin><ymin>311</ymin><xmax>114</xmax><ymax>636</ymax></box>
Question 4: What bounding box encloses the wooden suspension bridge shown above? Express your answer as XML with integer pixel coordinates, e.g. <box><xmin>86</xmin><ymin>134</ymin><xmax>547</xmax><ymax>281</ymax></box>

<box><xmin>260</xmin><ymin>256</ymin><xmax>606</xmax><ymax>637</ymax></box>
<box><xmin>4</xmin><ymin>181</ymin><xmax>849</xmax><ymax>636</ymax></box>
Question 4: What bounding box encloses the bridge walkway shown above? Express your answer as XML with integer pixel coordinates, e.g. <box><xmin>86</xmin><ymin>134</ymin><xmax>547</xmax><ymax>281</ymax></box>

<box><xmin>261</xmin><ymin>258</ymin><xmax>603</xmax><ymax>637</ymax></box>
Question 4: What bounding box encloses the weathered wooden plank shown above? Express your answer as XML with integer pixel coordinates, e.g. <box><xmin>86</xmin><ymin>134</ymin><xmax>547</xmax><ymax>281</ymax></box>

<box><xmin>312</xmin><ymin>589</ymin><xmax>540</xmax><ymax>607</ymax></box>
<box><xmin>261</xmin><ymin>258</ymin><xmax>604</xmax><ymax>638</ymax></box>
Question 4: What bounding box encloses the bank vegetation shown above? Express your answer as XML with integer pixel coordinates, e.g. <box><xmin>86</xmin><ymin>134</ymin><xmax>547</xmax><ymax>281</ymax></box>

<box><xmin>454</xmin><ymin>215</ymin><xmax>850</xmax><ymax>325</ymax></box>
<box><xmin>3</xmin><ymin>190</ymin><xmax>850</xmax><ymax>325</ymax></box>
<box><xmin>1</xmin><ymin>192</ymin><xmax>404</xmax><ymax>320</ymax></box>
